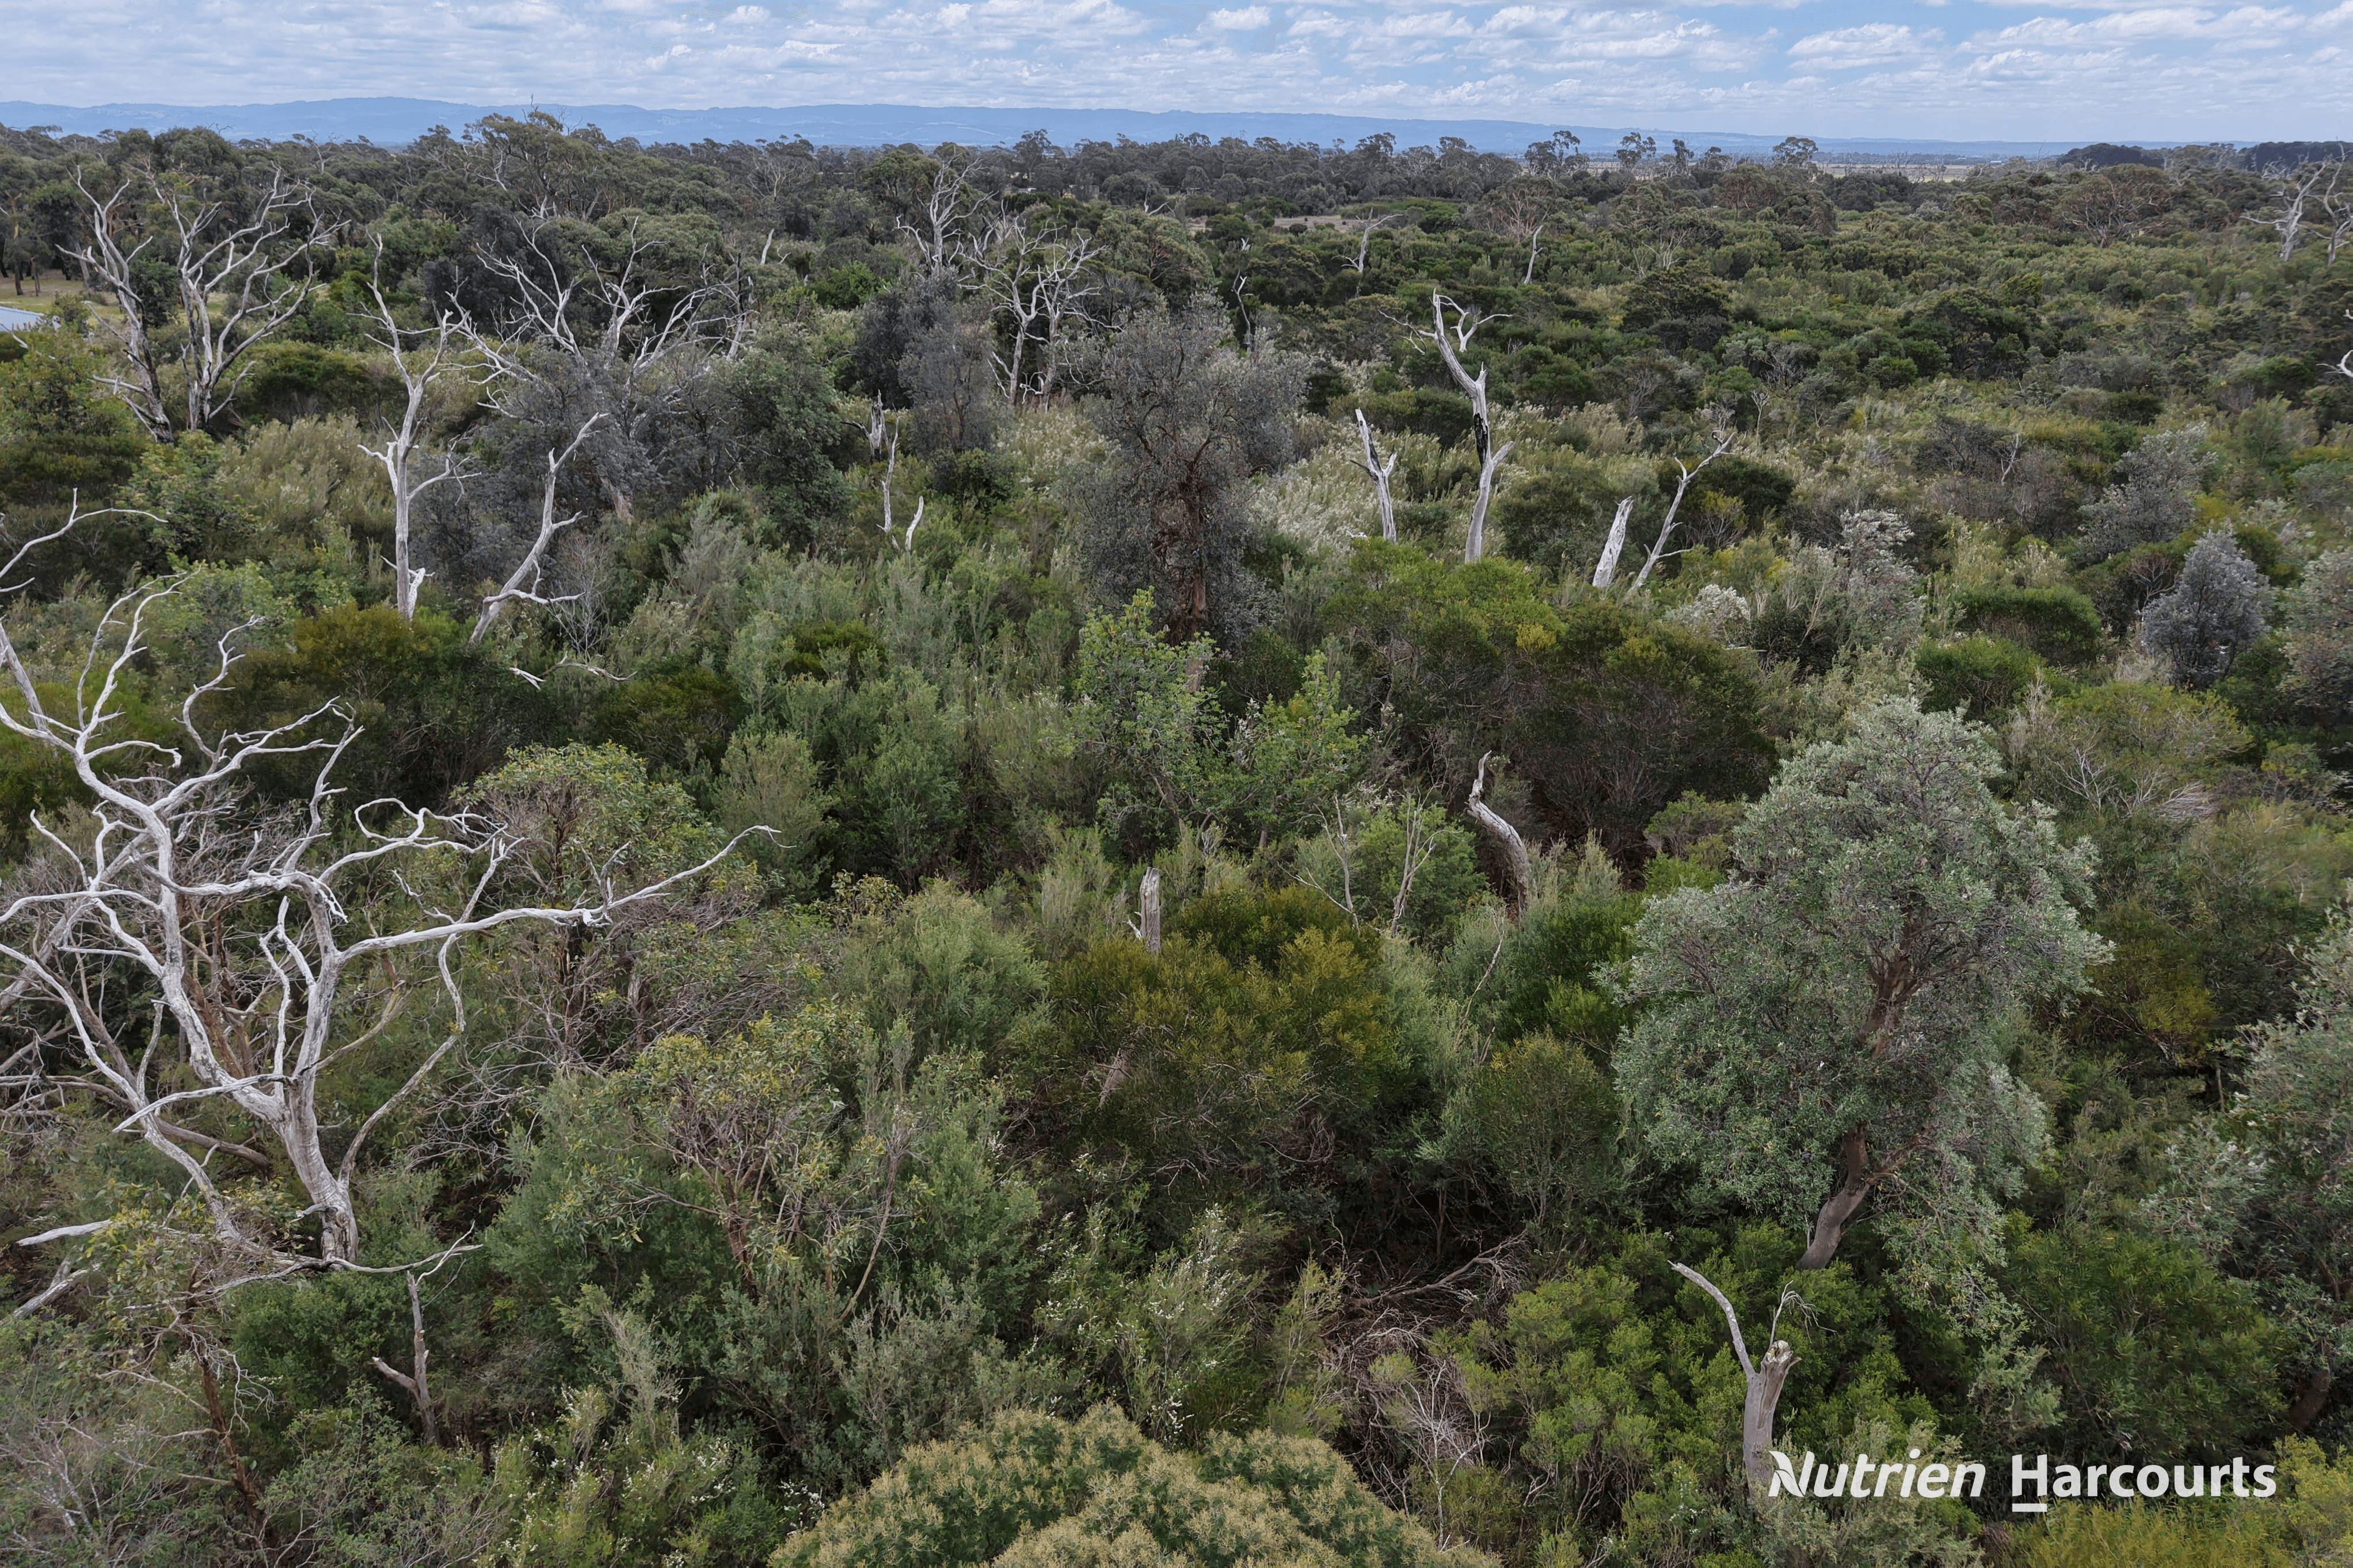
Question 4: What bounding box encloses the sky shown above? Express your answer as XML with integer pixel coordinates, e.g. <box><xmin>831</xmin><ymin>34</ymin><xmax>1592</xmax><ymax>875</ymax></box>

<box><xmin>12</xmin><ymin>0</ymin><xmax>2353</xmax><ymax>142</ymax></box>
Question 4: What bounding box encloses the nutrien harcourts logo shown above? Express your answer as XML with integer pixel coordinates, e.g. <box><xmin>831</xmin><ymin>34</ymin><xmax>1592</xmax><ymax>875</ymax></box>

<box><xmin>1768</xmin><ymin>1449</ymin><xmax>2280</xmax><ymax>1511</ymax></box>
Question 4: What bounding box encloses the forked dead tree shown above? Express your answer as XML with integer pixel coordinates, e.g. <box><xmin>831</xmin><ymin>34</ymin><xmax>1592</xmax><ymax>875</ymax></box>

<box><xmin>1631</xmin><ymin>407</ymin><xmax>1736</xmax><ymax>589</ymax></box>
<box><xmin>1672</xmin><ymin>1262</ymin><xmax>1800</xmax><ymax>1493</ymax></box>
<box><xmin>1351</xmin><ymin>407</ymin><xmax>1399</xmax><ymax>541</ymax></box>
<box><xmin>2264</xmin><ymin>161</ymin><xmax>2333</xmax><ymax>261</ymax></box>
<box><xmin>67</xmin><ymin>163</ymin><xmax>326</xmax><ymax>440</ymax></box>
<box><xmin>971</xmin><ymin>211</ymin><xmax>1101</xmax><ymax>405</ymax></box>
<box><xmin>898</xmin><ymin>160</ymin><xmax>978</xmax><ymax>281</ymax></box>
<box><xmin>1422</xmin><ymin>292</ymin><xmax>1513</xmax><ymax>562</ymax></box>
<box><xmin>0</xmin><ymin>520</ymin><xmax>759</xmax><ymax>1272</ymax></box>
<box><xmin>873</xmin><ymin>411</ymin><xmax>926</xmax><ymax>554</ymax></box>
<box><xmin>359</xmin><ymin>248</ymin><xmax>465</xmax><ymax>618</ymax></box>
<box><xmin>470</xmin><ymin>412</ymin><xmax>606</xmax><ymax>644</ymax></box>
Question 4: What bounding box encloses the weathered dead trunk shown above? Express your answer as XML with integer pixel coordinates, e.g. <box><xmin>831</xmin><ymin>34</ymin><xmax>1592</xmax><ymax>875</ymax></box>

<box><xmin>1673</xmin><ymin>1262</ymin><xmax>1798</xmax><ymax>1493</ymax></box>
<box><xmin>1592</xmin><ymin>497</ymin><xmax>1635</xmax><ymax>588</ymax></box>
<box><xmin>1465</xmin><ymin>753</ymin><xmax>1533</xmax><ymax>917</ymax></box>
<box><xmin>370</xmin><ymin>1271</ymin><xmax>440</xmax><ymax>1444</ymax></box>
<box><xmin>1138</xmin><ymin>868</ymin><xmax>1163</xmax><ymax>955</ymax></box>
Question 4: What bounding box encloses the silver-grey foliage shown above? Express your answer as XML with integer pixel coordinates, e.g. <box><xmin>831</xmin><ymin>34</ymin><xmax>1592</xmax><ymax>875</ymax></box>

<box><xmin>2135</xmin><ymin>528</ymin><xmax>2268</xmax><ymax>689</ymax></box>
<box><xmin>2078</xmin><ymin>425</ymin><xmax>2209</xmax><ymax>562</ymax></box>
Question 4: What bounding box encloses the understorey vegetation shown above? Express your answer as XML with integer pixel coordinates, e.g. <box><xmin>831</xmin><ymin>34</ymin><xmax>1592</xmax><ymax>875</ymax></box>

<box><xmin>1</xmin><ymin>115</ymin><xmax>2351</xmax><ymax>1566</ymax></box>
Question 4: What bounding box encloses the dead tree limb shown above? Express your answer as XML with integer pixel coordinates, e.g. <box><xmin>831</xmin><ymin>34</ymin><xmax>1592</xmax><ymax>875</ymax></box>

<box><xmin>359</xmin><ymin>248</ymin><xmax>464</xmax><ymax>618</ymax></box>
<box><xmin>1423</xmin><ymin>293</ymin><xmax>1513</xmax><ymax>562</ymax></box>
<box><xmin>1465</xmin><ymin>753</ymin><xmax>1533</xmax><ymax>917</ymax></box>
<box><xmin>1592</xmin><ymin>496</ymin><xmax>1636</xmax><ymax>588</ymax></box>
<box><xmin>1351</xmin><ymin>408</ymin><xmax>1399</xmax><ymax>541</ymax></box>
<box><xmin>1631</xmin><ymin>409</ymin><xmax>1735</xmax><ymax>589</ymax></box>
<box><xmin>370</xmin><ymin>1271</ymin><xmax>440</xmax><ymax>1444</ymax></box>
<box><xmin>470</xmin><ymin>413</ymin><xmax>604</xmax><ymax>646</ymax></box>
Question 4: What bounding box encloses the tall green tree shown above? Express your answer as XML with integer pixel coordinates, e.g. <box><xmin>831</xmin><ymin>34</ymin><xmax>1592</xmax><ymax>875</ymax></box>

<box><xmin>1616</xmin><ymin>700</ymin><xmax>2106</xmax><ymax>1273</ymax></box>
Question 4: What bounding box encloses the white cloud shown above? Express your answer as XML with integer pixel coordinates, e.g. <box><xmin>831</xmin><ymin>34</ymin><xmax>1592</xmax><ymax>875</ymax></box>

<box><xmin>5</xmin><ymin>0</ymin><xmax>2349</xmax><ymax>141</ymax></box>
<box><xmin>1788</xmin><ymin>21</ymin><xmax>1943</xmax><ymax>64</ymax></box>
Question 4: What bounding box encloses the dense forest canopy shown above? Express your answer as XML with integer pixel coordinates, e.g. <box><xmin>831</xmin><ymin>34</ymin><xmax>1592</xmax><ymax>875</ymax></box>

<box><xmin>1</xmin><ymin>110</ymin><xmax>2351</xmax><ymax>1566</ymax></box>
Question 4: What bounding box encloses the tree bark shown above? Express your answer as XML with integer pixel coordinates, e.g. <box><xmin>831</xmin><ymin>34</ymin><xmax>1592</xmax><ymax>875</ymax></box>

<box><xmin>1138</xmin><ymin>868</ymin><xmax>1163</xmax><ymax>955</ymax></box>
<box><xmin>2287</xmin><ymin>1363</ymin><xmax>2335</xmax><ymax>1433</ymax></box>
<box><xmin>1798</xmin><ymin>1126</ymin><xmax>1874</xmax><ymax>1270</ymax></box>
<box><xmin>1592</xmin><ymin>497</ymin><xmax>1635</xmax><ymax>588</ymax></box>
<box><xmin>1465</xmin><ymin>753</ymin><xmax>1533</xmax><ymax>917</ymax></box>
<box><xmin>370</xmin><ymin>1271</ymin><xmax>440</xmax><ymax>1444</ymax></box>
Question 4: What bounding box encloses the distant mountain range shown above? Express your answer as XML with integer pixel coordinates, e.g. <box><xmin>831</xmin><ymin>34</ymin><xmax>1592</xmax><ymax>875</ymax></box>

<box><xmin>0</xmin><ymin>98</ymin><xmax>2116</xmax><ymax>159</ymax></box>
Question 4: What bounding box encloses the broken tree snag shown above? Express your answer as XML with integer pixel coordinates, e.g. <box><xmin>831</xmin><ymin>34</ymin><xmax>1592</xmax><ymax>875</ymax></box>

<box><xmin>370</xmin><ymin>1271</ymin><xmax>440</xmax><ymax>1445</ymax></box>
<box><xmin>1631</xmin><ymin>408</ymin><xmax>1735</xmax><ymax>590</ymax></box>
<box><xmin>1465</xmin><ymin>753</ymin><xmax>1534</xmax><ymax>917</ymax></box>
<box><xmin>1137</xmin><ymin>868</ymin><xmax>1163</xmax><ymax>955</ymax></box>
<box><xmin>1672</xmin><ymin>1261</ymin><xmax>1798</xmax><ymax>1494</ymax></box>
<box><xmin>1591</xmin><ymin>496</ymin><xmax>1636</xmax><ymax>588</ymax></box>
<box><xmin>1423</xmin><ymin>292</ymin><xmax>1513</xmax><ymax>563</ymax></box>
<box><xmin>1353</xmin><ymin>407</ymin><xmax>1399</xmax><ymax>541</ymax></box>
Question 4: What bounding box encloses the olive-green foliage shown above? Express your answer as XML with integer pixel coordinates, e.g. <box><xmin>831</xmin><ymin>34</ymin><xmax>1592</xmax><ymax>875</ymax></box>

<box><xmin>1619</xmin><ymin>701</ymin><xmax>2105</xmax><ymax>1275</ymax></box>
<box><xmin>834</xmin><ymin>879</ymin><xmax>1047</xmax><ymax>1069</ymax></box>
<box><xmin>724</xmin><ymin>331</ymin><xmax>852</xmax><ymax>549</ymax></box>
<box><xmin>1327</xmin><ymin>543</ymin><xmax>1772</xmax><ymax>854</ymax></box>
<box><xmin>2156</xmin><ymin>896</ymin><xmax>2353</xmax><ymax>1418</ymax></box>
<box><xmin>1445</xmin><ymin>1227</ymin><xmax>1955</xmax><ymax>1562</ymax></box>
<box><xmin>2013</xmin><ymin>1503</ymin><xmax>2289</xmax><ymax>1568</ymax></box>
<box><xmin>2007</xmin><ymin>1222</ymin><xmax>2281</xmax><ymax>1458</ymax></box>
<box><xmin>1024</xmin><ymin>886</ymin><xmax>1398</xmax><ymax>1202</ymax></box>
<box><xmin>213</xmin><ymin>602</ymin><xmax>565</xmax><ymax>803</ymax></box>
<box><xmin>774</xmin><ymin>1403</ymin><xmax>1491</xmax><ymax>1568</ymax></box>
<box><xmin>487</xmin><ymin>1002</ymin><xmax>1048</xmax><ymax>1499</ymax></box>
<box><xmin>1292</xmin><ymin>798</ymin><xmax>1485</xmax><ymax>943</ymax></box>
<box><xmin>0</xmin><ymin>326</ymin><xmax>144</xmax><ymax>529</ymax></box>
<box><xmin>1953</xmin><ymin>583</ymin><xmax>2106</xmax><ymax>664</ymax></box>
<box><xmin>2282</xmin><ymin>548</ymin><xmax>2353</xmax><ymax>723</ymax></box>
<box><xmin>1916</xmin><ymin>635</ymin><xmax>2037</xmax><ymax>718</ymax></box>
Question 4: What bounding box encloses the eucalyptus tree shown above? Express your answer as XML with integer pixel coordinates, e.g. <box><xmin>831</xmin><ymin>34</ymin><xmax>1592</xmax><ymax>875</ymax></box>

<box><xmin>1072</xmin><ymin>303</ymin><xmax>1301</xmax><ymax>644</ymax></box>
<box><xmin>1617</xmin><ymin>700</ymin><xmax>2105</xmax><ymax>1273</ymax></box>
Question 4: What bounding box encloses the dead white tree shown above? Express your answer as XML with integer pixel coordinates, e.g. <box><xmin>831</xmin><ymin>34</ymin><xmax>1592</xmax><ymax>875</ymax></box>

<box><xmin>1464</xmin><ymin>752</ymin><xmax>1533</xmax><ymax>917</ymax></box>
<box><xmin>1630</xmin><ymin>407</ymin><xmax>1736</xmax><ymax>589</ymax></box>
<box><xmin>970</xmin><ymin>211</ymin><xmax>1101</xmax><ymax>406</ymax></box>
<box><xmin>897</xmin><ymin>161</ymin><xmax>977</xmax><ymax>281</ymax></box>
<box><xmin>2319</xmin><ymin>164</ymin><xmax>2353</xmax><ymax>262</ymax></box>
<box><xmin>1351</xmin><ymin>407</ymin><xmax>1399</xmax><ymax>541</ymax></box>
<box><xmin>1133</xmin><ymin>867</ymin><xmax>1163</xmax><ymax>955</ymax></box>
<box><xmin>871</xmin><ymin>412</ymin><xmax>926</xmax><ymax>554</ymax></box>
<box><xmin>460</xmin><ymin>215</ymin><xmax>732</xmax><ymax>524</ymax></box>
<box><xmin>0</xmin><ymin>539</ymin><xmax>760</xmax><ymax>1271</ymax></box>
<box><xmin>1422</xmin><ymin>293</ymin><xmax>1513</xmax><ymax>562</ymax></box>
<box><xmin>359</xmin><ymin>252</ymin><xmax>464</xmax><ymax>619</ymax></box>
<box><xmin>1672</xmin><ymin>1262</ymin><xmax>1800</xmax><ymax>1494</ymax></box>
<box><xmin>370</xmin><ymin>1269</ymin><xmax>442</xmax><ymax>1443</ymax></box>
<box><xmin>1591</xmin><ymin>497</ymin><xmax>1636</xmax><ymax>589</ymax></box>
<box><xmin>2264</xmin><ymin>162</ymin><xmax>2331</xmax><ymax>261</ymax></box>
<box><xmin>67</xmin><ymin>163</ymin><xmax>326</xmax><ymax>440</ymax></box>
<box><xmin>471</xmin><ymin>412</ymin><xmax>605</xmax><ymax>645</ymax></box>
<box><xmin>1524</xmin><ymin>223</ymin><xmax>1545</xmax><ymax>285</ymax></box>
<box><xmin>1345</xmin><ymin>212</ymin><xmax>1398</xmax><ymax>292</ymax></box>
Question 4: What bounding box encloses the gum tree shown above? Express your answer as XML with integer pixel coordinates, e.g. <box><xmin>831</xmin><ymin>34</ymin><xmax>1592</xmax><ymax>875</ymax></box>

<box><xmin>1616</xmin><ymin>700</ymin><xmax>2105</xmax><ymax>1272</ymax></box>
